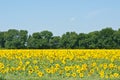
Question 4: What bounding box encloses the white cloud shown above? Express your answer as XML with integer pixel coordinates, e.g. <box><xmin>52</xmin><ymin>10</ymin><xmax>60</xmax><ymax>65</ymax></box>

<box><xmin>70</xmin><ymin>17</ymin><xmax>76</xmax><ymax>22</ymax></box>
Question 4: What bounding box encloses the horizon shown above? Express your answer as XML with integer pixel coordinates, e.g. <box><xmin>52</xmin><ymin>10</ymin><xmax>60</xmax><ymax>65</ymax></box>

<box><xmin>0</xmin><ymin>27</ymin><xmax>119</xmax><ymax>36</ymax></box>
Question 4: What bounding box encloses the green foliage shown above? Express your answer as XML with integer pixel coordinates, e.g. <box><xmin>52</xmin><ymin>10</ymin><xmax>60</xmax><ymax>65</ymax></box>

<box><xmin>49</xmin><ymin>36</ymin><xmax>61</xmax><ymax>48</ymax></box>
<box><xmin>0</xmin><ymin>32</ymin><xmax>5</xmax><ymax>48</ymax></box>
<box><xmin>60</xmin><ymin>32</ymin><xmax>78</xmax><ymax>48</ymax></box>
<box><xmin>1</xmin><ymin>27</ymin><xmax>120</xmax><ymax>49</ymax></box>
<box><xmin>27</xmin><ymin>30</ymin><xmax>53</xmax><ymax>49</ymax></box>
<box><xmin>0</xmin><ymin>75</ymin><xmax>6</xmax><ymax>80</ymax></box>
<box><xmin>3</xmin><ymin>29</ymin><xmax>28</xmax><ymax>49</ymax></box>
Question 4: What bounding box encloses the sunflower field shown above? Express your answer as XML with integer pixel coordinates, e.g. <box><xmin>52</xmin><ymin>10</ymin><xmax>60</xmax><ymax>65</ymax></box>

<box><xmin>0</xmin><ymin>49</ymin><xmax>120</xmax><ymax>80</ymax></box>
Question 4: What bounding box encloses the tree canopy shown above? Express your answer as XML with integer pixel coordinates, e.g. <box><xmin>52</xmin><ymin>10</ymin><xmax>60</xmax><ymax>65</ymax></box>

<box><xmin>0</xmin><ymin>27</ymin><xmax>120</xmax><ymax>49</ymax></box>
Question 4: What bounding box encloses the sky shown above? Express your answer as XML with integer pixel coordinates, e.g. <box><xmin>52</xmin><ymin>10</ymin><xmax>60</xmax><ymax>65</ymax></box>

<box><xmin>0</xmin><ymin>0</ymin><xmax>120</xmax><ymax>36</ymax></box>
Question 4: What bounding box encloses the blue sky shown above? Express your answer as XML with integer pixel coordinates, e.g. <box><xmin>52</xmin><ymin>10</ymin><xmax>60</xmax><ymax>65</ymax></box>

<box><xmin>0</xmin><ymin>0</ymin><xmax>120</xmax><ymax>36</ymax></box>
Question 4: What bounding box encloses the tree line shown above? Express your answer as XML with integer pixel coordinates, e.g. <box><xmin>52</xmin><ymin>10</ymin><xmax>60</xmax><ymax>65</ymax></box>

<box><xmin>0</xmin><ymin>27</ymin><xmax>120</xmax><ymax>49</ymax></box>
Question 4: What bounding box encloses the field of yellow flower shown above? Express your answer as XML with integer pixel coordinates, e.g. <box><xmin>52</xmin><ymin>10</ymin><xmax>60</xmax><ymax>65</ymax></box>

<box><xmin>0</xmin><ymin>49</ymin><xmax>120</xmax><ymax>80</ymax></box>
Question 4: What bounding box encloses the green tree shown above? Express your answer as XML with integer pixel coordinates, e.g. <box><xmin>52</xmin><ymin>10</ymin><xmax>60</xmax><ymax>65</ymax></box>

<box><xmin>0</xmin><ymin>32</ymin><xmax>5</xmax><ymax>48</ymax></box>
<box><xmin>112</xmin><ymin>29</ymin><xmax>120</xmax><ymax>48</ymax></box>
<box><xmin>4</xmin><ymin>29</ymin><xmax>20</xmax><ymax>49</ymax></box>
<box><xmin>19</xmin><ymin>30</ymin><xmax>28</xmax><ymax>48</ymax></box>
<box><xmin>97</xmin><ymin>27</ymin><xmax>115</xmax><ymax>49</ymax></box>
<box><xmin>1</xmin><ymin>27</ymin><xmax>120</xmax><ymax>49</ymax></box>
<box><xmin>87</xmin><ymin>31</ymin><xmax>99</xmax><ymax>49</ymax></box>
<box><xmin>27</xmin><ymin>30</ymin><xmax>53</xmax><ymax>49</ymax></box>
<box><xmin>78</xmin><ymin>33</ymin><xmax>87</xmax><ymax>48</ymax></box>
<box><xmin>27</xmin><ymin>32</ymin><xmax>41</xmax><ymax>49</ymax></box>
<box><xmin>49</xmin><ymin>36</ymin><xmax>61</xmax><ymax>48</ymax></box>
<box><xmin>60</xmin><ymin>32</ymin><xmax>78</xmax><ymax>48</ymax></box>
<box><xmin>4</xmin><ymin>29</ymin><xmax>28</xmax><ymax>49</ymax></box>
<box><xmin>39</xmin><ymin>30</ymin><xmax>53</xmax><ymax>48</ymax></box>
